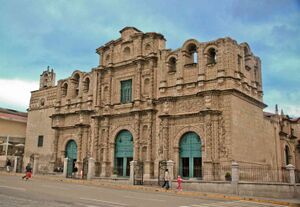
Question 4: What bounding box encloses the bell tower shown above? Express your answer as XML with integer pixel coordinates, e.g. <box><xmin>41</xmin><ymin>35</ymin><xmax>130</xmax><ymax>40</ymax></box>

<box><xmin>40</xmin><ymin>66</ymin><xmax>56</xmax><ymax>89</ymax></box>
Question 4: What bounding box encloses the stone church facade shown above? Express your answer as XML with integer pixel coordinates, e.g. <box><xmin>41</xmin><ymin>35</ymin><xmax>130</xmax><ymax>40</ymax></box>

<box><xmin>24</xmin><ymin>27</ymin><xmax>300</xmax><ymax>180</ymax></box>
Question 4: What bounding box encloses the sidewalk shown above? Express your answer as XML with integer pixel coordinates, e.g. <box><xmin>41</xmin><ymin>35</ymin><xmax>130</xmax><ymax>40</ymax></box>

<box><xmin>1</xmin><ymin>171</ymin><xmax>300</xmax><ymax>206</ymax></box>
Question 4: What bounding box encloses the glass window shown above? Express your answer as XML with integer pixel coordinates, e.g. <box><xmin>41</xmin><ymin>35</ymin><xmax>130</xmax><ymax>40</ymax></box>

<box><xmin>120</xmin><ymin>79</ymin><xmax>132</xmax><ymax>103</ymax></box>
<box><xmin>37</xmin><ymin>135</ymin><xmax>43</xmax><ymax>147</ymax></box>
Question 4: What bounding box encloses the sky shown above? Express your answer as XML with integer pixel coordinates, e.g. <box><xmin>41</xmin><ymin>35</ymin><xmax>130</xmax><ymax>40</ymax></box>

<box><xmin>0</xmin><ymin>0</ymin><xmax>299</xmax><ymax>116</ymax></box>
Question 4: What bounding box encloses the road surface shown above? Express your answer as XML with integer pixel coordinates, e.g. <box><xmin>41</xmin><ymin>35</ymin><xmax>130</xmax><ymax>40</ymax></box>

<box><xmin>0</xmin><ymin>174</ymin><xmax>288</xmax><ymax>207</ymax></box>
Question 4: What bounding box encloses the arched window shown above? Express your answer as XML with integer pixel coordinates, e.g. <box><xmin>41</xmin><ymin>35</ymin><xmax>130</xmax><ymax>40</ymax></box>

<box><xmin>207</xmin><ymin>48</ymin><xmax>217</xmax><ymax>65</ymax></box>
<box><xmin>285</xmin><ymin>145</ymin><xmax>290</xmax><ymax>165</ymax></box>
<box><xmin>123</xmin><ymin>47</ymin><xmax>131</xmax><ymax>59</ymax></box>
<box><xmin>73</xmin><ymin>73</ymin><xmax>80</xmax><ymax>97</ymax></box>
<box><xmin>83</xmin><ymin>78</ymin><xmax>90</xmax><ymax>93</ymax></box>
<box><xmin>62</xmin><ymin>83</ymin><xmax>68</xmax><ymax>97</ymax></box>
<box><xmin>186</xmin><ymin>44</ymin><xmax>198</xmax><ymax>65</ymax></box>
<box><xmin>168</xmin><ymin>57</ymin><xmax>176</xmax><ymax>72</ymax></box>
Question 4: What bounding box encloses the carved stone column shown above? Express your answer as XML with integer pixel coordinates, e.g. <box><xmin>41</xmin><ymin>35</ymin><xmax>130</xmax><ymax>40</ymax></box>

<box><xmin>134</xmin><ymin>113</ymin><xmax>140</xmax><ymax>161</ymax></box>
<box><xmin>146</xmin><ymin>113</ymin><xmax>153</xmax><ymax>162</ymax></box>
<box><xmin>108</xmin><ymin>70</ymin><xmax>112</xmax><ymax>105</ymax></box>
<box><xmin>78</xmin><ymin>128</ymin><xmax>83</xmax><ymax>162</ymax></box>
<box><xmin>96</xmin><ymin>71</ymin><xmax>102</xmax><ymax>108</ymax></box>
<box><xmin>144</xmin><ymin>114</ymin><xmax>153</xmax><ymax>179</ymax></box>
<box><xmin>149</xmin><ymin>59</ymin><xmax>155</xmax><ymax>100</ymax></box>
<box><xmin>135</xmin><ymin>62</ymin><xmax>143</xmax><ymax>103</ymax></box>
<box><xmin>100</xmin><ymin>117</ymin><xmax>110</xmax><ymax>177</ymax></box>
<box><xmin>109</xmin><ymin>45</ymin><xmax>114</xmax><ymax>64</ymax></box>
<box><xmin>93</xmin><ymin>118</ymin><xmax>99</xmax><ymax>160</ymax></box>
<box><xmin>212</xmin><ymin>115</ymin><xmax>220</xmax><ymax>162</ymax></box>
<box><xmin>161</xmin><ymin>116</ymin><xmax>169</xmax><ymax>160</ymax></box>
<box><xmin>204</xmin><ymin>114</ymin><xmax>212</xmax><ymax>162</ymax></box>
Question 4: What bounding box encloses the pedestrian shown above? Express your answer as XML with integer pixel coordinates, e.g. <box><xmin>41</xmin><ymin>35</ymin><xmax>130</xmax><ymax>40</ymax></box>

<box><xmin>72</xmin><ymin>164</ymin><xmax>78</xmax><ymax>178</ymax></box>
<box><xmin>6</xmin><ymin>159</ymin><xmax>11</xmax><ymax>172</ymax></box>
<box><xmin>22</xmin><ymin>163</ymin><xmax>32</xmax><ymax>180</ymax></box>
<box><xmin>177</xmin><ymin>175</ymin><xmax>183</xmax><ymax>192</ymax></box>
<box><xmin>162</xmin><ymin>169</ymin><xmax>170</xmax><ymax>190</ymax></box>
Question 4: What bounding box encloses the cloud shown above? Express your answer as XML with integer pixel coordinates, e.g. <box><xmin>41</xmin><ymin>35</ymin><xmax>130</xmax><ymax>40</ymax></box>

<box><xmin>0</xmin><ymin>0</ymin><xmax>299</xmax><ymax>116</ymax></box>
<box><xmin>264</xmin><ymin>89</ymin><xmax>300</xmax><ymax>117</ymax></box>
<box><xmin>0</xmin><ymin>79</ymin><xmax>38</xmax><ymax>111</ymax></box>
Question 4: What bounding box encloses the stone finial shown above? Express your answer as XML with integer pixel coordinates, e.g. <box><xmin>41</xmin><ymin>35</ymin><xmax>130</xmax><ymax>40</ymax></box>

<box><xmin>275</xmin><ymin>104</ymin><xmax>278</xmax><ymax>114</ymax></box>
<box><xmin>281</xmin><ymin>109</ymin><xmax>284</xmax><ymax>116</ymax></box>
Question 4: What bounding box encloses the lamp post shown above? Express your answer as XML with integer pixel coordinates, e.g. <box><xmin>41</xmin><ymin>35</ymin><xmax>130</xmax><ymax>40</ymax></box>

<box><xmin>5</xmin><ymin>136</ymin><xmax>9</xmax><ymax>157</ymax></box>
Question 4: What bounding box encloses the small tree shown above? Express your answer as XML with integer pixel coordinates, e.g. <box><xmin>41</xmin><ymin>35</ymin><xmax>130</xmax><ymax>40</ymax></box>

<box><xmin>225</xmin><ymin>172</ymin><xmax>231</xmax><ymax>181</ymax></box>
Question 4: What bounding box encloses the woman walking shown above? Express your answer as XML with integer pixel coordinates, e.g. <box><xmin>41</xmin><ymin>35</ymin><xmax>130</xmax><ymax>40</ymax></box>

<box><xmin>22</xmin><ymin>163</ymin><xmax>32</xmax><ymax>180</ymax></box>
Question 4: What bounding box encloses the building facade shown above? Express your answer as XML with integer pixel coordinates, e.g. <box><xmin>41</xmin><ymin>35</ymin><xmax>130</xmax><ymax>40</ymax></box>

<box><xmin>25</xmin><ymin>27</ymin><xmax>300</xmax><ymax>180</ymax></box>
<box><xmin>0</xmin><ymin>108</ymin><xmax>27</xmax><ymax>169</ymax></box>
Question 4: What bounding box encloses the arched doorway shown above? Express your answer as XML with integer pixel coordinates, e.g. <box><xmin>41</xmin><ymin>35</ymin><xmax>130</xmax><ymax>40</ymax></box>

<box><xmin>179</xmin><ymin>132</ymin><xmax>202</xmax><ymax>179</ymax></box>
<box><xmin>115</xmin><ymin>130</ymin><xmax>133</xmax><ymax>177</ymax></box>
<box><xmin>65</xmin><ymin>140</ymin><xmax>77</xmax><ymax>177</ymax></box>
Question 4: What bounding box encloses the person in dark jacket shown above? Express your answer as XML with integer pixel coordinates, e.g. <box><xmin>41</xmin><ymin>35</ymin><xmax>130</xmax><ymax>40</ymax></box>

<box><xmin>6</xmin><ymin>159</ymin><xmax>11</xmax><ymax>172</ymax></box>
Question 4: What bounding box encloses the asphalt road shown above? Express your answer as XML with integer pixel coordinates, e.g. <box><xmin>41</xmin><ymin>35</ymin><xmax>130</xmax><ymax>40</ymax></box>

<box><xmin>0</xmin><ymin>174</ymin><xmax>288</xmax><ymax>207</ymax></box>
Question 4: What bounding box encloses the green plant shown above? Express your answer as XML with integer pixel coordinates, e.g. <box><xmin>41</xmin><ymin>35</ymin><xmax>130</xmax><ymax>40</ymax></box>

<box><xmin>225</xmin><ymin>172</ymin><xmax>231</xmax><ymax>181</ymax></box>
<box><xmin>113</xmin><ymin>169</ymin><xmax>118</xmax><ymax>175</ymax></box>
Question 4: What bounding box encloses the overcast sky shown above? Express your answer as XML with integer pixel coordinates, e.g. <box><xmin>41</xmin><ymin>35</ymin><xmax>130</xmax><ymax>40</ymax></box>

<box><xmin>0</xmin><ymin>0</ymin><xmax>299</xmax><ymax>116</ymax></box>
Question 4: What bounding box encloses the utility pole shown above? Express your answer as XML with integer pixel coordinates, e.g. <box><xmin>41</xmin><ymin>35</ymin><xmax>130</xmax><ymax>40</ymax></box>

<box><xmin>5</xmin><ymin>136</ymin><xmax>9</xmax><ymax>157</ymax></box>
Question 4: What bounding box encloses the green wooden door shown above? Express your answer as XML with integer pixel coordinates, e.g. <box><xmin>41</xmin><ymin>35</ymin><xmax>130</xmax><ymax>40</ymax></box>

<box><xmin>179</xmin><ymin>132</ymin><xmax>201</xmax><ymax>178</ymax></box>
<box><xmin>115</xmin><ymin>130</ymin><xmax>133</xmax><ymax>176</ymax></box>
<box><xmin>65</xmin><ymin>140</ymin><xmax>77</xmax><ymax>177</ymax></box>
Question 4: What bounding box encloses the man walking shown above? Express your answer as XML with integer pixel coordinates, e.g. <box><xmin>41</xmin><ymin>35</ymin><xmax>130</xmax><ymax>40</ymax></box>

<box><xmin>162</xmin><ymin>169</ymin><xmax>170</xmax><ymax>190</ymax></box>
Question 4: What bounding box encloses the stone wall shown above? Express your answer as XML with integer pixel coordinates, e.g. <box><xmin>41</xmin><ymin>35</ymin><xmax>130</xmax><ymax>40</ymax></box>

<box><xmin>173</xmin><ymin>180</ymin><xmax>300</xmax><ymax>199</ymax></box>
<box><xmin>24</xmin><ymin>107</ymin><xmax>55</xmax><ymax>173</ymax></box>
<box><xmin>230</xmin><ymin>94</ymin><xmax>275</xmax><ymax>166</ymax></box>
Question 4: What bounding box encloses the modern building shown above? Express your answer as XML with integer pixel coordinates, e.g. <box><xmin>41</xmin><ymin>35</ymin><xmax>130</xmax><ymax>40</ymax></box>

<box><xmin>24</xmin><ymin>27</ymin><xmax>300</xmax><ymax>180</ymax></box>
<box><xmin>0</xmin><ymin>107</ymin><xmax>27</xmax><ymax>170</ymax></box>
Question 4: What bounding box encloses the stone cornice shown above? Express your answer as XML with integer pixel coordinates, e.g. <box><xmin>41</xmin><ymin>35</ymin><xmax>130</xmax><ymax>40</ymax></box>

<box><xmin>223</xmin><ymin>89</ymin><xmax>266</xmax><ymax>109</ymax></box>
<box><xmin>155</xmin><ymin>88</ymin><xmax>265</xmax><ymax>109</ymax></box>
<box><xmin>159</xmin><ymin>109</ymin><xmax>222</xmax><ymax>119</ymax></box>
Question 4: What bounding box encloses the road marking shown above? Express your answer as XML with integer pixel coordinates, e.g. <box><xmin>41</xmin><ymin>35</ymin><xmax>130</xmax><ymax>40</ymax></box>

<box><xmin>0</xmin><ymin>185</ymin><xmax>26</xmax><ymax>191</ymax></box>
<box><xmin>123</xmin><ymin>195</ymin><xmax>165</xmax><ymax>202</ymax></box>
<box><xmin>190</xmin><ymin>200</ymin><xmax>288</xmax><ymax>207</ymax></box>
<box><xmin>42</xmin><ymin>184</ymin><xmax>70</xmax><ymax>190</ymax></box>
<box><xmin>190</xmin><ymin>200</ymin><xmax>246</xmax><ymax>207</ymax></box>
<box><xmin>241</xmin><ymin>200</ymin><xmax>288</xmax><ymax>206</ymax></box>
<box><xmin>80</xmin><ymin>197</ymin><xmax>128</xmax><ymax>206</ymax></box>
